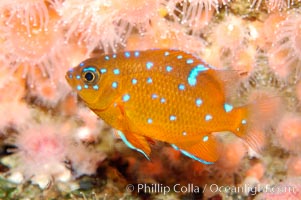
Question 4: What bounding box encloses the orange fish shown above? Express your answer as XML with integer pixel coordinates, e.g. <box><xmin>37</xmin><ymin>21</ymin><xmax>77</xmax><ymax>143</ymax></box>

<box><xmin>65</xmin><ymin>49</ymin><xmax>252</xmax><ymax>164</ymax></box>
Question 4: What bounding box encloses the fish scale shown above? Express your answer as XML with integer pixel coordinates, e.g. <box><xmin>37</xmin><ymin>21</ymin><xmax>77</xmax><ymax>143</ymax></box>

<box><xmin>124</xmin><ymin>75</ymin><xmax>201</xmax><ymax>132</ymax></box>
<box><xmin>66</xmin><ymin>49</ymin><xmax>250</xmax><ymax>164</ymax></box>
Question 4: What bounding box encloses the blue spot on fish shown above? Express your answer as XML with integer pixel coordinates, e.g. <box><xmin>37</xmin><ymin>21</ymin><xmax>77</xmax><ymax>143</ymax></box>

<box><xmin>93</xmin><ymin>85</ymin><xmax>99</xmax><ymax>90</ymax></box>
<box><xmin>146</xmin><ymin>61</ymin><xmax>154</xmax><ymax>70</ymax></box>
<box><xmin>84</xmin><ymin>84</ymin><xmax>88</xmax><ymax>89</ymax></box>
<box><xmin>147</xmin><ymin>118</ymin><xmax>153</xmax><ymax>124</ymax></box>
<box><xmin>151</xmin><ymin>94</ymin><xmax>158</xmax><ymax>99</ymax></box>
<box><xmin>196</xmin><ymin>98</ymin><xmax>203</xmax><ymax>107</ymax></box>
<box><xmin>77</xmin><ymin>85</ymin><xmax>82</xmax><ymax>91</ymax></box>
<box><xmin>124</xmin><ymin>52</ymin><xmax>130</xmax><ymax>58</ymax></box>
<box><xmin>186</xmin><ymin>59</ymin><xmax>194</xmax><ymax>64</ymax></box>
<box><xmin>178</xmin><ymin>84</ymin><xmax>185</xmax><ymax>90</ymax></box>
<box><xmin>76</xmin><ymin>75</ymin><xmax>80</xmax><ymax>80</ymax></box>
<box><xmin>112</xmin><ymin>82</ymin><xmax>118</xmax><ymax>88</ymax></box>
<box><xmin>122</xmin><ymin>94</ymin><xmax>130</xmax><ymax>102</ymax></box>
<box><xmin>160</xmin><ymin>98</ymin><xmax>166</xmax><ymax>103</ymax></box>
<box><xmin>203</xmin><ymin>135</ymin><xmax>209</xmax><ymax>142</ymax></box>
<box><xmin>177</xmin><ymin>55</ymin><xmax>183</xmax><ymax>59</ymax></box>
<box><xmin>188</xmin><ymin>64</ymin><xmax>209</xmax><ymax>86</ymax></box>
<box><xmin>205</xmin><ymin>114</ymin><xmax>212</xmax><ymax>121</ymax></box>
<box><xmin>166</xmin><ymin>66</ymin><xmax>172</xmax><ymax>72</ymax></box>
<box><xmin>242</xmin><ymin>119</ymin><xmax>247</xmax><ymax>124</ymax></box>
<box><xmin>170</xmin><ymin>115</ymin><xmax>176</xmax><ymax>121</ymax></box>
<box><xmin>112</xmin><ymin>54</ymin><xmax>117</xmax><ymax>58</ymax></box>
<box><xmin>113</xmin><ymin>69</ymin><xmax>120</xmax><ymax>75</ymax></box>
<box><xmin>147</xmin><ymin>77</ymin><xmax>153</xmax><ymax>83</ymax></box>
<box><xmin>134</xmin><ymin>51</ymin><xmax>140</xmax><ymax>57</ymax></box>
<box><xmin>132</xmin><ymin>78</ymin><xmax>137</xmax><ymax>85</ymax></box>
<box><xmin>117</xmin><ymin>130</ymin><xmax>149</xmax><ymax>160</ymax></box>
<box><xmin>100</xmin><ymin>68</ymin><xmax>107</xmax><ymax>73</ymax></box>
<box><xmin>224</xmin><ymin>103</ymin><xmax>233</xmax><ymax>113</ymax></box>
<box><xmin>79</xmin><ymin>62</ymin><xmax>84</xmax><ymax>67</ymax></box>
<box><xmin>104</xmin><ymin>55</ymin><xmax>110</xmax><ymax>60</ymax></box>
<box><xmin>164</xmin><ymin>51</ymin><xmax>170</xmax><ymax>56</ymax></box>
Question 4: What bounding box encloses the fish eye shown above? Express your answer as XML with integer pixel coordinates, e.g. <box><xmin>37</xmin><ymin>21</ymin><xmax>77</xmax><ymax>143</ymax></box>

<box><xmin>84</xmin><ymin>71</ymin><xmax>94</xmax><ymax>82</ymax></box>
<box><xmin>81</xmin><ymin>67</ymin><xmax>99</xmax><ymax>84</ymax></box>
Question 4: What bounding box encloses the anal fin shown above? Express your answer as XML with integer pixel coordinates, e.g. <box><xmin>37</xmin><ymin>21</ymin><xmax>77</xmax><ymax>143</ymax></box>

<box><xmin>171</xmin><ymin>134</ymin><xmax>218</xmax><ymax>164</ymax></box>
<box><xmin>116</xmin><ymin>130</ymin><xmax>151</xmax><ymax>160</ymax></box>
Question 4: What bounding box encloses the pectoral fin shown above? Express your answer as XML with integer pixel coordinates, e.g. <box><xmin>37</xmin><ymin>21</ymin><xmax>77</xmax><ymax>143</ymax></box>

<box><xmin>171</xmin><ymin>134</ymin><xmax>218</xmax><ymax>164</ymax></box>
<box><xmin>116</xmin><ymin>130</ymin><xmax>151</xmax><ymax>160</ymax></box>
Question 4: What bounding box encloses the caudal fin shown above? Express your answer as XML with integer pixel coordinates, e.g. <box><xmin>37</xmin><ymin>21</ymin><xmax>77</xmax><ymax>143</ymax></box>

<box><xmin>235</xmin><ymin>93</ymin><xmax>284</xmax><ymax>153</ymax></box>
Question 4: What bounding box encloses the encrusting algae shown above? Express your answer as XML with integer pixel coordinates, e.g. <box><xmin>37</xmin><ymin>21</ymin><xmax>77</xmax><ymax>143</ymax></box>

<box><xmin>0</xmin><ymin>0</ymin><xmax>301</xmax><ymax>199</ymax></box>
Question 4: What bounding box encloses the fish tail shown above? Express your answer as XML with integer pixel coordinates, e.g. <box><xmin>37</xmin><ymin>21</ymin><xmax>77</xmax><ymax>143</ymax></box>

<box><xmin>234</xmin><ymin>96</ymin><xmax>284</xmax><ymax>153</ymax></box>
